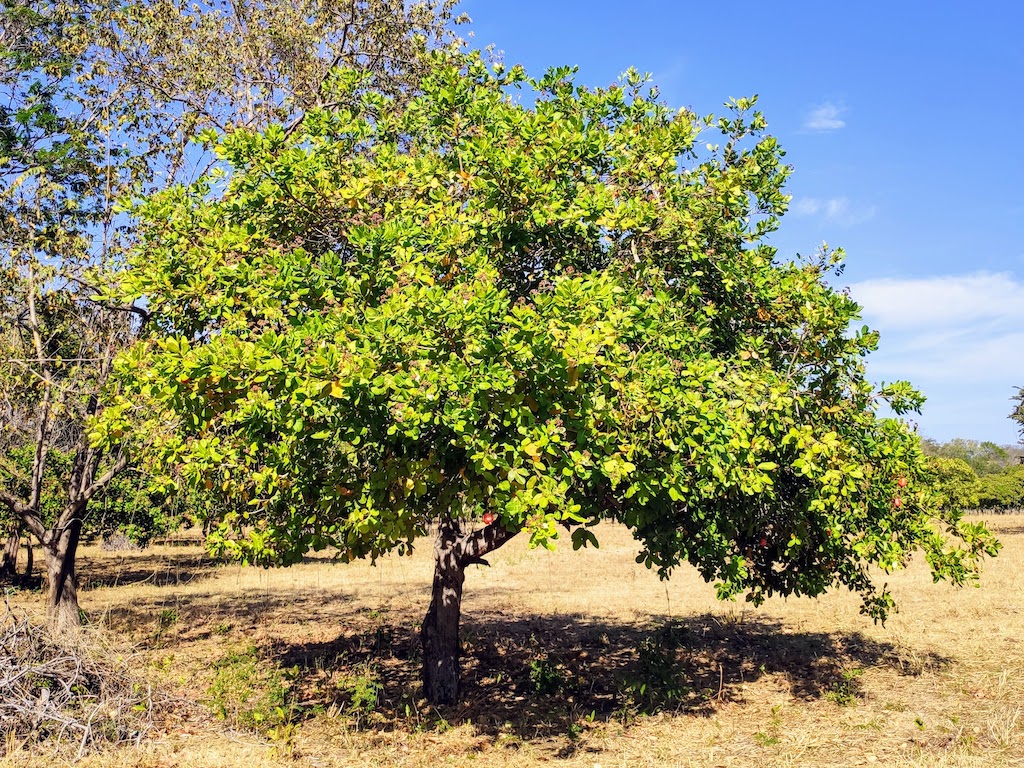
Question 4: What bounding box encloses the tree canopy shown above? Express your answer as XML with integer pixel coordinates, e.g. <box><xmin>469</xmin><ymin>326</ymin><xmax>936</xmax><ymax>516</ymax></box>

<box><xmin>977</xmin><ymin>466</ymin><xmax>1024</xmax><ymax>511</ymax></box>
<box><xmin>103</xmin><ymin>55</ymin><xmax>1000</xmax><ymax>702</ymax></box>
<box><xmin>922</xmin><ymin>438</ymin><xmax>1024</xmax><ymax>512</ymax></box>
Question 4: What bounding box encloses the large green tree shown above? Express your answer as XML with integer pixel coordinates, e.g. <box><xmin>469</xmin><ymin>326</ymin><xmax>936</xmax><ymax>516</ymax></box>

<box><xmin>106</xmin><ymin>56</ymin><xmax>999</xmax><ymax>703</ymax></box>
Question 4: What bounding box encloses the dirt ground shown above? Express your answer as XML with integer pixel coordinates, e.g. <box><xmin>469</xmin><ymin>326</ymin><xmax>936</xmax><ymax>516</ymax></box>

<box><xmin>3</xmin><ymin>515</ymin><xmax>1022</xmax><ymax>767</ymax></box>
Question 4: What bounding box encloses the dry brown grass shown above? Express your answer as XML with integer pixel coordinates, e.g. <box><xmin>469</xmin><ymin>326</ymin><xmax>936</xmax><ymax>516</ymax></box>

<box><xmin>2</xmin><ymin>515</ymin><xmax>1022</xmax><ymax>767</ymax></box>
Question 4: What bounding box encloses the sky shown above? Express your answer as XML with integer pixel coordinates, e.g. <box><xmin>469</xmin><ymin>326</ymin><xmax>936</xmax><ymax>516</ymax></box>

<box><xmin>460</xmin><ymin>0</ymin><xmax>1024</xmax><ymax>445</ymax></box>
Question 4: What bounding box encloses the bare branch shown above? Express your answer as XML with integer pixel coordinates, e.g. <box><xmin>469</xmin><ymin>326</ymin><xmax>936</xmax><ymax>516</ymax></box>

<box><xmin>80</xmin><ymin>450</ymin><xmax>129</xmax><ymax>506</ymax></box>
<box><xmin>24</xmin><ymin>266</ymin><xmax>53</xmax><ymax>514</ymax></box>
<box><xmin>458</xmin><ymin>521</ymin><xmax>520</xmax><ymax>565</ymax></box>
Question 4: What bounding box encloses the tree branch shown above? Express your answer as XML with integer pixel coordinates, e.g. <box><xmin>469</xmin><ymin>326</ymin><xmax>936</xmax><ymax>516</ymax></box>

<box><xmin>0</xmin><ymin>487</ymin><xmax>45</xmax><ymax>541</ymax></box>
<box><xmin>457</xmin><ymin>520</ymin><xmax>520</xmax><ymax>566</ymax></box>
<box><xmin>0</xmin><ymin>486</ymin><xmax>28</xmax><ymax>517</ymax></box>
<box><xmin>25</xmin><ymin>266</ymin><xmax>53</xmax><ymax>514</ymax></box>
<box><xmin>80</xmin><ymin>450</ymin><xmax>129</xmax><ymax>505</ymax></box>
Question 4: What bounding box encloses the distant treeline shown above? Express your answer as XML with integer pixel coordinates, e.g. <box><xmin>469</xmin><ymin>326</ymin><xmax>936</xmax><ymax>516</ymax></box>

<box><xmin>923</xmin><ymin>438</ymin><xmax>1024</xmax><ymax>512</ymax></box>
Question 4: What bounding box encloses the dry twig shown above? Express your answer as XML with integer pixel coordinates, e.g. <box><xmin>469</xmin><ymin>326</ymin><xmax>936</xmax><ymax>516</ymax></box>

<box><xmin>0</xmin><ymin>598</ymin><xmax>153</xmax><ymax>758</ymax></box>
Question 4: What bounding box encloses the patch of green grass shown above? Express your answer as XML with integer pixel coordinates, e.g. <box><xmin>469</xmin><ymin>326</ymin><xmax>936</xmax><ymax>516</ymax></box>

<box><xmin>529</xmin><ymin>655</ymin><xmax>565</xmax><ymax>695</ymax></box>
<box><xmin>826</xmin><ymin>667</ymin><xmax>865</xmax><ymax>707</ymax></box>
<box><xmin>334</xmin><ymin>661</ymin><xmax>383</xmax><ymax>724</ymax></box>
<box><xmin>619</xmin><ymin>627</ymin><xmax>692</xmax><ymax>713</ymax></box>
<box><xmin>205</xmin><ymin>643</ymin><xmax>297</xmax><ymax>732</ymax></box>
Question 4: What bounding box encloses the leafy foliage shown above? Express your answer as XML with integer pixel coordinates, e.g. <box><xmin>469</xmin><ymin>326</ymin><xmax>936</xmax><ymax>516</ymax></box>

<box><xmin>0</xmin><ymin>0</ymin><xmax>461</xmax><ymax>623</ymax></box>
<box><xmin>921</xmin><ymin>438</ymin><xmax>1021</xmax><ymax>477</ymax></box>
<box><xmin>107</xmin><ymin>55</ymin><xmax>999</xmax><ymax>622</ymax></box>
<box><xmin>206</xmin><ymin>643</ymin><xmax>296</xmax><ymax>732</ymax></box>
<box><xmin>0</xmin><ymin>440</ymin><xmax>188</xmax><ymax>548</ymax></box>
<box><xmin>1012</xmin><ymin>389</ymin><xmax>1024</xmax><ymax>445</ymax></box>
<box><xmin>924</xmin><ymin>457</ymin><xmax>980</xmax><ymax>513</ymax></box>
<box><xmin>922</xmin><ymin>439</ymin><xmax>1024</xmax><ymax>511</ymax></box>
<box><xmin>977</xmin><ymin>466</ymin><xmax>1024</xmax><ymax>511</ymax></box>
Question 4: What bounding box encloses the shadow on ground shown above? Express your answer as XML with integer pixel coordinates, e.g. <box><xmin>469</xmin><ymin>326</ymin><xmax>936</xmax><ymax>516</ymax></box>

<box><xmin>265</xmin><ymin>609</ymin><xmax>951</xmax><ymax>748</ymax></box>
<box><xmin>45</xmin><ymin>547</ymin><xmax>956</xmax><ymax>752</ymax></box>
<box><xmin>989</xmin><ymin>521</ymin><xmax>1024</xmax><ymax>537</ymax></box>
<box><xmin>76</xmin><ymin>549</ymin><xmax>221</xmax><ymax>590</ymax></box>
<box><xmin>97</xmin><ymin>580</ymin><xmax>427</xmax><ymax>646</ymax></box>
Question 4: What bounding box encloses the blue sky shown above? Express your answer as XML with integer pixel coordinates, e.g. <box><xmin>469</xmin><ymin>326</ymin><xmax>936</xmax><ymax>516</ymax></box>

<box><xmin>460</xmin><ymin>0</ymin><xmax>1024</xmax><ymax>445</ymax></box>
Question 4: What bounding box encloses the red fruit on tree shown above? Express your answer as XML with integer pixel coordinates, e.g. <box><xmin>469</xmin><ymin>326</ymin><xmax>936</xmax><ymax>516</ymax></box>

<box><xmin>759</xmin><ymin>538</ymin><xmax>768</xmax><ymax>547</ymax></box>
<box><xmin>897</xmin><ymin>477</ymin><xmax>908</xmax><ymax>488</ymax></box>
<box><xmin>893</xmin><ymin>497</ymin><xmax>903</xmax><ymax>508</ymax></box>
<box><xmin>482</xmin><ymin>512</ymin><xmax>495</xmax><ymax>525</ymax></box>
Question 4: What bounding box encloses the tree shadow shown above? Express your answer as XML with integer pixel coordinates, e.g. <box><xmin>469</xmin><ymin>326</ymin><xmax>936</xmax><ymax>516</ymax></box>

<box><xmin>76</xmin><ymin>550</ymin><xmax>221</xmax><ymax>590</ymax></box>
<box><xmin>75</xmin><ymin>547</ymin><xmax>365</xmax><ymax>592</ymax></box>
<box><xmin>266</xmin><ymin>609</ymin><xmax>951</xmax><ymax>746</ymax></box>
<box><xmin>96</xmin><ymin>581</ymin><xmax>430</xmax><ymax>648</ymax></box>
<box><xmin>0</xmin><ymin>572</ymin><xmax>42</xmax><ymax>591</ymax></box>
<box><xmin>4</xmin><ymin>548</ymin><xmax>215</xmax><ymax>595</ymax></box>
<box><xmin>989</xmin><ymin>521</ymin><xmax>1024</xmax><ymax>536</ymax></box>
<box><xmin>99</xmin><ymin>588</ymin><xmax>326</xmax><ymax>641</ymax></box>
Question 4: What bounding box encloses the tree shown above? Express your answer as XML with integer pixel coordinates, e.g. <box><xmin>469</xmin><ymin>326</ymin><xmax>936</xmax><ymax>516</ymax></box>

<box><xmin>925</xmin><ymin>457</ymin><xmax>980</xmax><ymax>512</ymax></box>
<box><xmin>107</xmin><ymin>0</ymin><xmax>462</xmax><ymax>129</ymax></box>
<box><xmin>920</xmin><ymin>437</ymin><xmax>1020</xmax><ymax>476</ymax></box>
<box><xmin>89</xmin><ymin>469</ymin><xmax>193</xmax><ymax>547</ymax></box>
<box><xmin>105</xmin><ymin>56</ymin><xmax>999</xmax><ymax>703</ymax></box>
<box><xmin>0</xmin><ymin>0</ymin><xmax>461</xmax><ymax>625</ymax></box>
<box><xmin>93</xmin><ymin>0</ymin><xmax>464</xmax><ymax>193</ymax></box>
<box><xmin>1012</xmin><ymin>389</ymin><xmax>1024</xmax><ymax>447</ymax></box>
<box><xmin>977</xmin><ymin>467</ymin><xmax>1024</xmax><ymax>511</ymax></box>
<box><xmin>0</xmin><ymin>1</ymin><xmax>137</xmax><ymax>626</ymax></box>
<box><xmin>0</xmin><ymin>281</ymin><xmax>133</xmax><ymax>627</ymax></box>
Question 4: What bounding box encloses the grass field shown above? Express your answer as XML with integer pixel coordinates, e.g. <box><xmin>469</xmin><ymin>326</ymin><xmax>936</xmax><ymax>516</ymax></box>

<box><xmin>3</xmin><ymin>515</ymin><xmax>1023</xmax><ymax>767</ymax></box>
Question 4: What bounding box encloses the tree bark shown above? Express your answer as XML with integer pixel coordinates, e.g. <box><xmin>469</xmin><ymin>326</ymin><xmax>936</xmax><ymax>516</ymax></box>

<box><xmin>420</xmin><ymin>517</ymin><xmax>519</xmax><ymax>704</ymax></box>
<box><xmin>421</xmin><ymin>517</ymin><xmax>465</xmax><ymax>705</ymax></box>
<box><xmin>43</xmin><ymin>518</ymin><xmax>82</xmax><ymax>630</ymax></box>
<box><xmin>23</xmin><ymin>534</ymin><xmax>32</xmax><ymax>579</ymax></box>
<box><xmin>1</xmin><ymin>525</ymin><xmax>19</xmax><ymax>576</ymax></box>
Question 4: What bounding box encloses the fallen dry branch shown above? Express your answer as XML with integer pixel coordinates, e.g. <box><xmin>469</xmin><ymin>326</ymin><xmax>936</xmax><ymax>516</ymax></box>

<box><xmin>0</xmin><ymin>599</ymin><xmax>153</xmax><ymax>759</ymax></box>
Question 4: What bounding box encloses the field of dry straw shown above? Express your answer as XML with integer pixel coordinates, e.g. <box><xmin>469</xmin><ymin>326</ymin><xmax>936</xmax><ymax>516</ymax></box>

<box><xmin>3</xmin><ymin>514</ymin><xmax>1022</xmax><ymax>768</ymax></box>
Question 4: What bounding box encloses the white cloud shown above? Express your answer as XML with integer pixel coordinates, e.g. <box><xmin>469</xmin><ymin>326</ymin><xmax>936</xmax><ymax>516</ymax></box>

<box><xmin>847</xmin><ymin>272</ymin><xmax>1024</xmax><ymax>443</ymax></box>
<box><xmin>804</xmin><ymin>102</ymin><xmax>846</xmax><ymax>131</ymax></box>
<box><xmin>849</xmin><ymin>272</ymin><xmax>1024</xmax><ymax>330</ymax></box>
<box><xmin>792</xmin><ymin>196</ymin><xmax>877</xmax><ymax>227</ymax></box>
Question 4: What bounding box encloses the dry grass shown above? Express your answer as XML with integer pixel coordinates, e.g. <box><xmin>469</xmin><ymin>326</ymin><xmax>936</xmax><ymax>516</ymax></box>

<box><xmin>2</xmin><ymin>515</ymin><xmax>1022</xmax><ymax>767</ymax></box>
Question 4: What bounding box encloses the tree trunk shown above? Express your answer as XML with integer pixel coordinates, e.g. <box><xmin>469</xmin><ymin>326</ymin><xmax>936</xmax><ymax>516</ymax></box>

<box><xmin>1</xmin><ymin>526</ymin><xmax>19</xmax><ymax>576</ymax></box>
<box><xmin>43</xmin><ymin>518</ymin><xmax>82</xmax><ymax>630</ymax></box>
<box><xmin>421</xmin><ymin>518</ymin><xmax>465</xmax><ymax>705</ymax></box>
<box><xmin>23</xmin><ymin>534</ymin><xmax>32</xmax><ymax>579</ymax></box>
<box><xmin>420</xmin><ymin>517</ymin><xmax>519</xmax><ymax>704</ymax></box>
